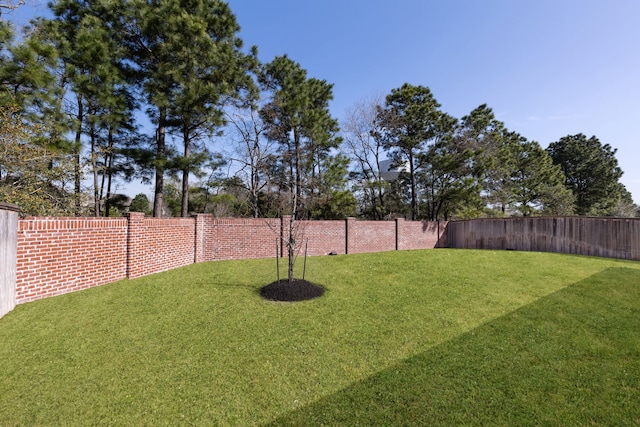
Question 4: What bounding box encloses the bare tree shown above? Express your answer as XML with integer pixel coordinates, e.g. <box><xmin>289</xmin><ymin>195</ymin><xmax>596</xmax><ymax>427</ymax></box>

<box><xmin>342</xmin><ymin>95</ymin><xmax>389</xmax><ymax>219</ymax></box>
<box><xmin>224</xmin><ymin>105</ymin><xmax>275</xmax><ymax>218</ymax></box>
<box><xmin>0</xmin><ymin>0</ymin><xmax>26</xmax><ymax>13</ymax></box>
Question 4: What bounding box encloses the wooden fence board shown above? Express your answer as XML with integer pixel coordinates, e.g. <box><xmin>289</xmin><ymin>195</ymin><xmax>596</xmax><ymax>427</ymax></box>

<box><xmin>0</xmin><ymin>205</ymin><xmax>19</xmax><ymax>318</ymax></box>
<box><xmin>447</xmin><ymin>217</ymin><xmax>640</xmax><ymax>261</ymax></box>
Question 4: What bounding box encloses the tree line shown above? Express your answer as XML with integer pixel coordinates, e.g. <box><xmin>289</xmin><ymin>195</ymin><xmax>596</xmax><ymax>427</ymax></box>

<box><xmin>1</xmin><ymin>0</ymin><xmax>637</xmax><ymax>220</ymax></box>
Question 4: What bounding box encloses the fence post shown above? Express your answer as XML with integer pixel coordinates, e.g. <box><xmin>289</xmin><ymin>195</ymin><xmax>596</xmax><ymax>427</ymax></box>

<box><xmin>395</xmin><ymin>217</ymin><xmax>402</xmax><ymax>251</ymax></box>
<box><xmin>0</xmin><ymin>202</ymin><xmax>20</xmax><ymax>319</ymax></box>
<box><xmin>193</xmin><ymin>214</ymin><xmax>214</xmax><ymax>264</ymax></box>
<box><xmin>125</xmin><ymin>212</ymin><xmax>145</xmax><ymax>279</ymax></box>
<box><xmin>345</xmin><ymin>217</ymin><xmax>355</xmax><ymax>254</ymax></box>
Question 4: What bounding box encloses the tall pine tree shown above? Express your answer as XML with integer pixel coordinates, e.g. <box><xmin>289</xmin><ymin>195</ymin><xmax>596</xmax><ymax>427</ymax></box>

<box><xmin>123</xmin><ymin>0</ymin><xmax>257</xmax><ymax>216</ymax></box>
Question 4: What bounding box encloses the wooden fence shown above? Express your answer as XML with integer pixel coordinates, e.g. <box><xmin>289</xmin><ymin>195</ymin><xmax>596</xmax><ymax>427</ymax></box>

<box><xmin>447</xmin><ymin>217</ymin><xmax>640</xmax><ymax>261</ymax></box>
<box><xmin>0</xmin><ymin>203</ymin><xmax>19</xmax><ymax>319</ymax></box>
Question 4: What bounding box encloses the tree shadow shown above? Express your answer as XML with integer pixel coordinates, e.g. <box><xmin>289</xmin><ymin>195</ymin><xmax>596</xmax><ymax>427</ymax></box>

<box><xmin>421</xmin><ymin>220</ymin><xmax>447</xmax><ymax>248</ymax></box>
<box><xmin>264</xmin><ymin>267</ymin><xmax>640</xmax><ymax>426</ymax></box>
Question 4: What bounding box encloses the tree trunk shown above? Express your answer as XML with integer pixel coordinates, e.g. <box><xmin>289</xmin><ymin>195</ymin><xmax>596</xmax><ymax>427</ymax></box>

<box><xmin>74</xmin><ymin>95</ymin><xmax>83</xmax><ymax>216</ymax></box>
<box><xmin>409</xmin><ymin>151</ymin><xmax>417</xmax><ymax>220</ymax></box>
<box><xmin>375</xmin><ymin>157</ymin><xmax>386</xmax><ymax>220</ymax></box>
<box><xmin>153</xmin><ymin>107</ymin><xmax>166</xmax><ymax>217</ymax></box>
<box><xmin>288</xmin><ymin>129</ymin><xmax>300</xmax><ymax>283</ymax></box>
<box><xmin>287</xmin><ymin>212</ymin><xmax>295</xmax><ymax>284</ymax></box>
<box><xmin>181</xmin><ymin>124</ymin><xmax>190</xmax><ymax>218</ymax></box>
<box><xmin>294</xmin><ymin>128</ymin><xmax>302</xmax><ymax>219</ymax></box>
<box><xmin>104</xmin><ymin>126</ymin><xmax>114</xmax><ymax>217</ymax></box>
<box><xmin>251</xmin><ymin>117</ymin><xmax>261</xmax><ymax>218</ymax></box>
<box><xmin>251</xmin><ymin>163</ymin><xmax>259</xmax><ymax>218</ymax></box>
<box><xmin>90</xmin><ymin>125</ymin><xmax>100</xmax><ymax>217</ymax></box>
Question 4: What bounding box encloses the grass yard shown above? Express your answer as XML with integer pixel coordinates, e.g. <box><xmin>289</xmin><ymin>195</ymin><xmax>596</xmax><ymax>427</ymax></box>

<box><xmin>1</xmin><ymin>249</ymin><xmax>639</xmax><ymax>425</ymax></box>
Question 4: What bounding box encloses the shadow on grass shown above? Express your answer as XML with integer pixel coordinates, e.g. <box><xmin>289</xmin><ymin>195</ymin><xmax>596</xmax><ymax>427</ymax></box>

<box><xmin>265</xmin><ymin>267</ymin><xmax>640</xmax><ymax>426</ymax></box>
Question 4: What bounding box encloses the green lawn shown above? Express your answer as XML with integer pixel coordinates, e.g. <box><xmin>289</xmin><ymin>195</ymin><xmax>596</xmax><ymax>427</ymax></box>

<box><xmin>1</xmin><ymin>249</ymin><xmax>639</xmax><ymax>426</ymax></box>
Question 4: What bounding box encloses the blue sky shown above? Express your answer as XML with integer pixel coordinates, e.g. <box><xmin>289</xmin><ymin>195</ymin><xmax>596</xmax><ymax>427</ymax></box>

<box><xmin>7</xmin><ymin>1</ymin><xmax>640</xmax><ymax>203</ymax></box>
<box><xmin>227</xmin><ymin>0</ymin><xmax>640</xmax><ymax>203</ymax></box>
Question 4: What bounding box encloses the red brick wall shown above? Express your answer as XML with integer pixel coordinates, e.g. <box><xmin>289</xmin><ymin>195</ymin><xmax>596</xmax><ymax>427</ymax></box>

<box><xmin>16</xmin><ymin>217</ymin><xmax>128</xmax><ymax>303</ymax></box>
<box><xmin>347</xmin><ymin>219</ymin><xmax>396</xmax><ymax>254</ymax></box>
<box><xmin>297</xmin><ymin>220</ymin><xmax>347</xmax><ymax>256</ymax></box>
<box><xmin>397</xmin><ymin>219</ymin><xmax>446</xmax><ymax>250</ymax></box>
<box><xmin>14</xmin><ymin>214</ymin><xmax>445</xmax><ymax>304</ymax></box>
<box><xmin>207</xmin><ymin>217</ymin><xmax>281</xmax><ymax>261</ymax></box>
<box><xmin>194</xmin><ymin>214</ymin><xmax>213</xmax><ymax>263</ymax></box>
<box><xmin>127</xmin><ymin>214</ymin><xmax>196</xmax><ymax>278</ymax></box>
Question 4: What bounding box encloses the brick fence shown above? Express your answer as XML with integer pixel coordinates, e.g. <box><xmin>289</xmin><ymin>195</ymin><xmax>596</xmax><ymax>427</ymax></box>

<box><xmin>3</xmin><ymin>211</ymin><xmax>640</xmax><ymax>313</ymax></box>
<box><xmin>14</xmin><ymin>213</ymin><xmax>446</xmax><ymax>304</ymax></box>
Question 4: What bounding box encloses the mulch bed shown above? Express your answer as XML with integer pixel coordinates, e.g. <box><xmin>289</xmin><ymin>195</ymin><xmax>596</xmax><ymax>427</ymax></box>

<box><xmin>259</xmin><ymin>279</ymin><xmax>325</xmax><ymax>302</ymax></box>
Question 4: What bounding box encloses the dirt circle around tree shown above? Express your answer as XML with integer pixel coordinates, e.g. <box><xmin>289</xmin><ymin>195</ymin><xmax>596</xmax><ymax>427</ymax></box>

<box><xmin>259</xmin><ymin>279</ymin><xmax>326</xmax><ymax>302</ymax></box>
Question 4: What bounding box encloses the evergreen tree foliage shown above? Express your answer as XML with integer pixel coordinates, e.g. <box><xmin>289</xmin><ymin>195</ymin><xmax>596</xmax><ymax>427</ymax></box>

<box><xmin>0</xmin><ymin>103</ymin><xmax>75</xmax><ymax>215</ymax></box>
<box><xmin>547</xmin><ymin>134</ymin><xmax>624</xmax><ymax>215</ymax></box>
<box><xmin>511</xmin><ymin>140</ymin><xmax>574</xmax><ymax>216</ymax></box>
<box><xmin>374</xmin><ymin>84</ymin><xmax>449</xmax><ymax>220</ymax></box>
<box><xmin>129</xmin><ymin>192</ymin><xmax>151</xmax><ymax>215</ymax></box>
<box><xmin>0</xmin><ymin>19</ymin><xmax>76</xmax><ymax>216</ymax></box>
<box><xmin>259</xmin><ymin>54</ymin><xmax>342</xmax><ymax>282</ymax></box>
<box><xmin>45</xmin><ymin>0</ymin><xmax>137</xmax><ymax>216</ymax></box>
<box><xmin>419</xmin><ymin>121</ymin><xmax>483</xmax><ymax>220</ymax></box>
<box><xmin>122</xmin><ymin>0</ymin><xmax>257</xmax><ymax>217</ymax></box>
<box><xmin>259</xmin><ymin>55</ymin><xmax>342</xmax><ymax>219</ymax></box>
<box><xmin>0</xmin><ymin>19</ymin><xmax>61</xmax><ymax>125</ymax></box>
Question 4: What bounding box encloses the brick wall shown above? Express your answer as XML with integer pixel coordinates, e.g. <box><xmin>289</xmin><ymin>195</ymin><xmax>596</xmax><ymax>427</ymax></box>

<box><xmin>16</xmin><ymin>217</ymin><xmax>128</xmax><ymax>303</ymax></box>
<box><xmin>347</xmin><ymin>219</ymin><xmax>396</xmax><ymax>254</ymax></box>
<box><xmin>127</xmin><ymin>214</ymin><xmax>196</xmax><ymax>278</ymax></box>
<box><xmin>206</xmin><ymin>217</ymin><xmax>281</xmax><ymax>261</ymax></box>
<box><xmin>10</xmin><ymin>214</ymin><xmax>640</xmax><ymax>309</ymax></box>
<box><xmin>397</xmin><ymin>219</ymin><xmax>446</xmax><ymax>250</ymax></box>
<box><xmin>297</xmin><ymin>219</ymin><xmax>347</xmax><ymax>256</ymax></box>
<box><xmin>13</xmin><ymin>214</ymin><xmax>446</xmax><ymax>305</ymax></box>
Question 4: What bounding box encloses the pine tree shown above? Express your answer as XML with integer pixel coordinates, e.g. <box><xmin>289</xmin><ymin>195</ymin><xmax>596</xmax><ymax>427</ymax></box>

<box><xmin>123</xmin><ymin>0</ymin><xmax>257</xmax><ymax>217</ymax></box>
<box><xmin>375</xmin><ymin>84</ymin><xmax>447</xmax><ymax>220</ymax></box>
<box><xmin>45</xmin><ymin>0</ymin><xmax>135</xmax><ymax>216</ymax></box>
<box><xmin>547</xmin><ymin>134</ymin><xmax>624</xmax><ymax>216</ymax></box>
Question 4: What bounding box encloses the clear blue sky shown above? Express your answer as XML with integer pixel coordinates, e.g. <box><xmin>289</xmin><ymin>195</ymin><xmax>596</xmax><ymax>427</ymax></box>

<box><xmin>8</xmin><ymin>1</ymin><xmax>640</xmax><ymax>203</ymax></box>
<box><xmin>227</xmin><ymin>0</ymin><xmax>640</xmax><ymax>203</ymax></box>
